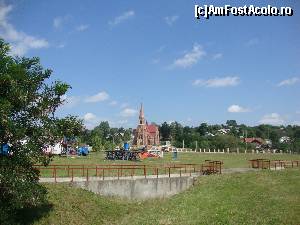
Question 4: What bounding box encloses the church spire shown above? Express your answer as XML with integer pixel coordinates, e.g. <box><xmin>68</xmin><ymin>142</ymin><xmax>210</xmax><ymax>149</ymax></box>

<box><xmin>139</xmin><ymin>103</ymin><xmax>145</xmax><ymax>125</ymax></box>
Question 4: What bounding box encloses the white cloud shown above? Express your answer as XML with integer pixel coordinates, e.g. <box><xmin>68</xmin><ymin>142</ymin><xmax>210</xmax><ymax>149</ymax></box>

<box><xmin>109</xmin><ymin>100</ymin><xmax>118</xmax><ymax>106</ymax></box>
<box><xmin>212</xmin><ymin>53</ymin><xmax>223</xmax><ymax>60</ymax></box>
<box><xmin>83</xmin><ymin>113</ymin><xmax>100</xmax><ymax>129</ymax></box>
<box><xmin>246</xmin><ymin>38</ymin><xmax>259</xmax><ymax>47</ymax></box>
<box><xmin>193</xmin><ymin>76</ymin><xmax>240</xmax><ymax>88</ymax></box>
<box><xmin>76</xmin><ymin>24</ymin><xmax>89</xmax><ymax>32</ymax></box>
<box><xmin>151</xmin><ymin>58</ymin><xmax>160</xmax><ymax>64</ymax></box>
<box><xmin>167</xmin><ymin>120</ymin><xmax>175</xmax><ymax>124</ymax></box>
<box><xmin>108</xmin><ymin>10</ymin><xmax>135</xmax><ymax>26</ymax></box>
<box><xmin>165</xmin><ymin>15</ymin><xmax>179</xmax><ymax>26</ymax></box>
<box><xmin>277</xmin><ymin>77</ymin><xmax>299</xmax><ymax>87</ymax></box>
<box><xmin>259</xmin><ymin>113</ymin><xmax>285</xmax><ymax>125</ymax></box>
<box><xmin>53</xmin><ymin>15</ymin><xmax>70</xmax><ymax>29</ymax></box>
<box><xmin>0</xmin><ymin>4</ymin><xmax>49</xmax><ymax>56</ymax></box>
<box><xmin>117</xmin><ymin>120</ymin><xmax>128</xmax><ymax>125</ymax></box>
<box><xmin>228</xmin><ymin>105</ymin><xmax>249</xmax><ymax>113</ymax></box>
<box><xmin>120</xmin><ymin>108</ymin><xmax>137</xmax><ymax>117</ymax></box>
<box><xmin>62</xmin><ymin>95</ymin><xmax>80</xmax><ymax>108</ymax></box>
<box><xmin>83</xmin><ymin>112</ymin><xmax>97</xmax><ymax>122</ymax></box>
<box><xmin>292</xmin><ymin>121</ymin><xmax>300</xmax><ymax>126</ymax></box>
<box><xmin>57</xmin><ymin>43</ymin><xmax>65</xmax><ymax>48</ymax></box>
<box><xmin>120</xmin><ymin>103</ymin><xmax>129</xmax><ymax>109</ymax></box>
<box><xmin>53</xmin><ymin>17</ymin><xmax>62</xmax><ymax>29</ymax></box>
<box><xmin>85</xmin><ymin>91</ymin><xmax>109</xmax><ymax>103</ymax></box>
<box><xmin>171</xmin><ymin>44</ymin><xmax>206</xmax><ymax>68</ymax></box>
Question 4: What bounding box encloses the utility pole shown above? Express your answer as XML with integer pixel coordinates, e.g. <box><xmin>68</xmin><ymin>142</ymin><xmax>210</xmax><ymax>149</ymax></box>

<box><xmin>196</xmin><ymin>141</ymin><xmax>198</xmax><ymax>151</ymax></box>
<box><xmin>245</xmin><ymin>130</ymin><xmax>248</xmax><ymax>151</ymax></box>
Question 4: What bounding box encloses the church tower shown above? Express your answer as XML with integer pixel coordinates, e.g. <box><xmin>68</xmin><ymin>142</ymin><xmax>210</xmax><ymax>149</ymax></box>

<box><xmin>139</xmin><ymin>103</ymin><xmax>145</xmax><ymax>125</ymax></box>
<box><xmin>133</xmin><ymin>103</ymin><xmax>160</xmax><ymax>147</ymax></box>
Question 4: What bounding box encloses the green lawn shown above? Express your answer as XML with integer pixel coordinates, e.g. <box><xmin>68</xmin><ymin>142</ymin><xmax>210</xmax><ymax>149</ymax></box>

<box><xmin>36</xmin><ymin>152</ymin><xmax>300</xmax><ymax>178</ymax></box>
<box><xmin>18</xmin><ymin>169</ymin><xmax>300</xmax><ymax>225</ymax></box>
<box><xmin>48</xmin><ymin>152</ymin><xmax>300</xmax><ymax>168</ymax></box>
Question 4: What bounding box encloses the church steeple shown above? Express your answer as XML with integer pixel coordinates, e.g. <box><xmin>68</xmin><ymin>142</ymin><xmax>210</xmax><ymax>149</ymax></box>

<box><xmin>139</xmin><ymin>103</ymin><xmax>145</xmax><ymax>125</ymax></box>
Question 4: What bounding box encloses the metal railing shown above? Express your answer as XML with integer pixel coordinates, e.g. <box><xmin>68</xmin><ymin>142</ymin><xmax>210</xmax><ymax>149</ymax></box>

<box><xmin>249</xmin><ymin>159</ymin><xmax>300</xmax><ymax>170</ymax></box>
<box><xmin>34</xmin><ymin>163</ymin><xmax>206</xmax><ymax>183</ymax></box>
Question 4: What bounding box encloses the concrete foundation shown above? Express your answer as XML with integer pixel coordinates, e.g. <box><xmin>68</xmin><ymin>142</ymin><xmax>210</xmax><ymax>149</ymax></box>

<box><xmin>71</xmin><ymin>176</ymin><xmax>195</xmax><ymax>199</ymax></box>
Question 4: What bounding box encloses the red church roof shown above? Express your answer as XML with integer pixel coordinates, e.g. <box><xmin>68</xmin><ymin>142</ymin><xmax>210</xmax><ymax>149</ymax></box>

<box><xmin>147</xmin><ymin>124</ymin><xmax>157</xmax><ymax>133</ymax></box>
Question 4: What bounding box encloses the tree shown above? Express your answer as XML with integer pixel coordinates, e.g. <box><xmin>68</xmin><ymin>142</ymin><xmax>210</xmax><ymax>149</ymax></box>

<box><xmin>197</xmin><ymin>123</ymin><xmax>208</xmax><ymax>136</ymax></box>
<box><xmin>0</xmin><ymin>39</ymin><xmax>81</xmax><ymax>223</ymax></box>
<box><xmin>226</xmin><ymin>120</ymin><xmax>237</xmax><ymax>127</ymax></box>
<box><xmin>160</xmin><ymin>122</ymin><xmax>171</xmax><ymax>141</ymax></box>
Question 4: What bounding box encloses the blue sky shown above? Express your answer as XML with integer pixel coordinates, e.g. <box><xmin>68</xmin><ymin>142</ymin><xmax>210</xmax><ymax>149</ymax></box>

<box><xmin>1</xmin><ymin>0</ymin><xmax>300</xmax><ymax>128</ymax></box>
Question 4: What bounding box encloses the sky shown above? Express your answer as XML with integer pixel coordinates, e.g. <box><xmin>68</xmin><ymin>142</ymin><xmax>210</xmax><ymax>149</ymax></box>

<box><xmin>0</xmin><ymin>0</ymin><xmax>299</xmax><ymax>129</ymax></box>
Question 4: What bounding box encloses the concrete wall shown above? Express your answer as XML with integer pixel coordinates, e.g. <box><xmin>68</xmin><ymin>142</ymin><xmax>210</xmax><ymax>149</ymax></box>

<box><xmin>71</xmin><ymin>177</ymin><xmax>195</xmax><ymax>199</ymax></box>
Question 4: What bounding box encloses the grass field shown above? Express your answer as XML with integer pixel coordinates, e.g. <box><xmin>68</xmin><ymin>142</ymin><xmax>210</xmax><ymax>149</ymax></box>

<box><xmin>17</xmin><ymin>169</ymin><xmax>300</xmax><ymax>225</ymax></box>
<box><xmin>48</xmin><ymin>152</ymin><xmax>300</xmax><ymax>168</ymax></box>
<box><xmin>35</xmin><ymin>152</ymin><xmax>300</xmax><ymax>178</ymax></box>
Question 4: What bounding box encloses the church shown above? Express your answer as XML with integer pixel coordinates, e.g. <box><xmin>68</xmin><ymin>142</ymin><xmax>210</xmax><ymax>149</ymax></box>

<box><xmin>133</xmin><ymin>104</ymin><xmax>160</xmax><ymax>147</ymax></box>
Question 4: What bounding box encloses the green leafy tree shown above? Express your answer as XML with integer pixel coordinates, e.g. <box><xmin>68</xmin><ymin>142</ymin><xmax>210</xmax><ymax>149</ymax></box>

<box><xmin>226</xmin><ymin>120</ymin><xmax>237</xmax><ymax>127</ymax></box>
<box><xmin>197</xmin><ymin>123</ymin><xmax>208</xmax><ymax>136</ymax></box>
<box><xmin>159</xmin><ymin>122</ymin><xmax>171</xmax><ymax>141</ymax></box>
<box><xmin>0</xmin><ymin>39</ymin><xmax>81</xmax><ymax>224</ymax></box>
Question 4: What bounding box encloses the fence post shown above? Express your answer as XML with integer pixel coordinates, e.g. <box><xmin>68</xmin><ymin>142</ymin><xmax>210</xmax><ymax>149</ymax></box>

<box><xmin>144</xmin><ymin>165</ymin><xmax>146</xmax><ymax>178</ymax></box>
<box><xmin>52</xmin><ymin>165</ymin><xmax>55</xmax><ymax>178</ymax></box>
<box><xmin>71</xmin><ymin>168</ymin><xmax>74</xmax><ymax>182</ymax></box>
<box><xmin>54</xmin><ymin>167</ymin><xmax>57</xmax><ymax>183</ymax></box>
<box><xmin>168</xmin><ymin>167</ymin><xmax>171</xmax><ymax>178</ymax></box>
<box><xmin>86</xmin><ymin>168</ymin><xmax>89</xmax><ymax>182</ymax></box>
<box><xmin>102</xmin><ymin>168</ymin><xmax>104</xmax><ymax>180</ymax></box>
<box><xmin>156</xmin><ymin>168</ymin><xmax>158</xmax><ymax>179</ymax></box>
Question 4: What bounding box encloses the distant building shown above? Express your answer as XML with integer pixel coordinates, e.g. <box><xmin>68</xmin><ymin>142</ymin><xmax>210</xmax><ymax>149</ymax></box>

<box><xmin>243</xmin><ymin>138</ymin><xmax>265</xmax><ymax>146</ymax></box>
<box><xmin>279</xmin><ymin>136</ymin><xmax>291</xmax><ymax>143</ymax></box>
<box><xmin>217</xmin><ymin>128</ymin><xmax>230</xmax><ymax>135</ymax></box>
<box><xmin>133</xmin><ymin>104</ymin><xmax>160</xmax><ymax>146</ymax></box>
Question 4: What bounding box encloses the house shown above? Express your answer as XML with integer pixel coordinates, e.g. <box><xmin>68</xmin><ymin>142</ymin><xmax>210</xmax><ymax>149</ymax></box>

<box><xmin>217</xmin><ymin>128</ymin><xmax>230</xmax><ymax>135</ymax></box>
<box><xmin>243</xmin><ymin>138</ymin><xmax>265</xmax><ymax>146</ymax></box>
<box><xmin>279</xmin><ymin>136</ymin><xmax>291</xmax><ymax>143</ymax></box>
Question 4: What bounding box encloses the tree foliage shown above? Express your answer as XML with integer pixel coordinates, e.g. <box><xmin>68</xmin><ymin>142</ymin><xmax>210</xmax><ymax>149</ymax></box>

<box><xmin>0</xmin><ymin>39</ymin><xmax>82</xmax><ymax>224</ymax></box>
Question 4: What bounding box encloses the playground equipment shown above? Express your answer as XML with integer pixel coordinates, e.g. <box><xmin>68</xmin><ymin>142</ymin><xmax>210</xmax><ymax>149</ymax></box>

<box><xmin>77</xmin><ymin>146</ymin><xmax>89</xmax><ymax>156</ymax></box>
<box><xmin>0</xmin><ymin>143</ymin><xmax>10</xmax><ymax>156</ymax></box>
<box><xmin>124</xmin><ymin>142</ymin><xmax>130</xmax><ymax>151</ymax></box>
<box><xmin>139</xmin><ymin>147</ymin><xmax>163</xmax><ymax>159</ymax></box>
<box><xmin>105</xmin><ymin>150</ymin><xmax>140</xmax><ymax>161</ymax></box>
